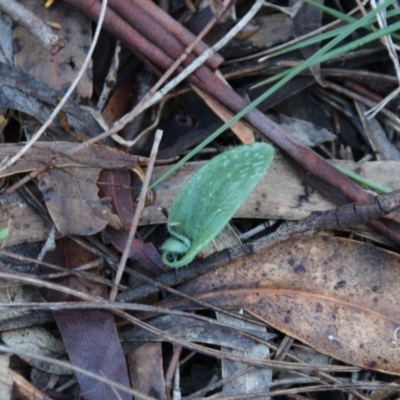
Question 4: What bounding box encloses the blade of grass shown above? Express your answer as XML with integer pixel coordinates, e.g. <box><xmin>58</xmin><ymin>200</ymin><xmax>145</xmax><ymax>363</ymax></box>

<box><xmin>306</xmin><ymin>0</ymin><xmax>372</xmax><ymax>23</ymax></box>
<box><xmin>261</xmin><ymin>8</ymin><xmax>400</xmax><ymax>61</ymax></box>
<box><xmin>305</xmin><ymin>0</ymin><xmax>400</xmax><ymax>40</ymax></box>
<box><xmin>254</xmin><ymin>8</ymin><xmax>400</xmax><ymax>88</ymax></box>
<box><xmin>150</xmin><ymin>0</ymin><xmax>395</xmax><ymax>189</ymax></box>
<box><xmin>333</xmin><ymin>165</ymin><xmax>392</xmax><ymax>194</ymax></box>
<box><xmin>316</xmin><ymin>20</ymin><xmax>400</xmax><ymax>64</ymax></box>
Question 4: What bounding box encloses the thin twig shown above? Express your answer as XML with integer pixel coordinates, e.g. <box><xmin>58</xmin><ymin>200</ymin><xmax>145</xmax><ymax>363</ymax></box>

<box><xmin>0</xmin><ymin>0</ymin><xmax>65</xmax><ymax>54</ymax></box>
<box><xmin>0</xmin><ymin>344</ymin><xmax>151</xmax><ymax>399</ymax></box>
<box><xmin>0</xmin><ymin>0</ymin><xmax>108</xmax><ymax>173</ymax></box>
<box><xmin>109</xmin><ymin>129</ymin><xmax>163</xmax><ymax>302</ymax></box>
<box><xmin>0</xmin><ymin>271</ymin><xmax>105</xmax><ymax>301</ymax></box>
<box><xmin>126</xmin><ymin>97</ymin><xmax>168</xmax><ymax>147</ymax></box>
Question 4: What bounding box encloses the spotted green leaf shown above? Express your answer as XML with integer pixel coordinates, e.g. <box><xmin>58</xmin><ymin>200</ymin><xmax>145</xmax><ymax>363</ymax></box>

<box><xmin>161</xmin><ymin>142</ymin><xmax>274</xmax><ymax>267</ymax></box>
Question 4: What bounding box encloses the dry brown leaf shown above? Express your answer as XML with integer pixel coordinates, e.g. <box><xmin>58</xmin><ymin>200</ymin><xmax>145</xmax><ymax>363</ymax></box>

<box><xmin>128</xmin><ymin>343</ymin><xmax>167</xmax><ymax>400</ymax></box>
<box><xmin>244</xmin><ymin>14</ymin><xmax>293</xmax><ymax>48</ymax></box>
<box><xmin>176</xmin><ymin>236</ymin><xmax>400</xmax><ymax>375</ymax></box>
<box><xmin>0</xmin><ymin>142</ymin><xmax>141</xmax><ymax>236</ymax></box>
<box><xmin>14</xmin><ymin>0</ymin><xmax>92</xmax><ymax>99</ymax></box>
<box><xmin>37</xmin><ymin>167</ymin><xmax>121</xmax><ymax>236</ymax></box>
<box><xmin>0</xmin><ymin>142</ymin><xmax>141</xmax><ymax>176</ymax></box>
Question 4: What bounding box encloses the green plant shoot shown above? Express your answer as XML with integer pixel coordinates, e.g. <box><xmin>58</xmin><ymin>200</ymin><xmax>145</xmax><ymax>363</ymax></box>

<box><xmin>161</xmin><ymin>143</ymin><xmax>274</xmax><ymax>268</ymax></box>
<box><xmin>0</xmin><ymin>228</ymin><xmax>9</xmax><ymax>242</ymax></box>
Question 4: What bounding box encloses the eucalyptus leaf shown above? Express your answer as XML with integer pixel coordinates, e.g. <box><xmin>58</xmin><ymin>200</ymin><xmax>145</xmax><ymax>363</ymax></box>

<box><xmin>161</xmin><ymin>143</ymin><xmax>274</xmax><ymax>268</ymax></box>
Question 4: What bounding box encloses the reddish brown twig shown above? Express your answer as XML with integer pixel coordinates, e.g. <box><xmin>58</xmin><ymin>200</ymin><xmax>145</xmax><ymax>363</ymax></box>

<box><xmin>108</xmin><ymin>0</ymin><xmax>223</xmax><ymax>70</ymax></box>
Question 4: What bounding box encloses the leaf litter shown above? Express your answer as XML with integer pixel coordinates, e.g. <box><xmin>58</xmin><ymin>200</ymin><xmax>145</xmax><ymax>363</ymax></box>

<box><xmin>2</xmin><ymin>0</ymin><xmax>400</xmax><ymax>399</ymax></box>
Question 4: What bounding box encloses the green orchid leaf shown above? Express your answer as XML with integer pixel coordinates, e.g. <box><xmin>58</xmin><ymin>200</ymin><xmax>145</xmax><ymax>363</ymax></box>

<box><xmin>161</xmin><ymin>143</ymin><xmax>274</xmax><ymax>268</ymax></box>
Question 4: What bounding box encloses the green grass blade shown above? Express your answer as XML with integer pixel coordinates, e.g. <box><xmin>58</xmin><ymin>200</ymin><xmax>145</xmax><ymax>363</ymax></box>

<box><xmin>315</xmin><ymin>20</ymin><xmax>400</xmax><ymax>64</ymax></box>
<box><xmin>305</xmin><ymin>0</ymin><xmax>400</xmax><ymax>40</ymax></box>
<box><xmin>263</xmin><ymin>8</ymin><xmax>400</xmax><ymax>61</ymax></box>
<box><xmin>334</xmin><ymin>165</ymin><xmax>392</xmax><ymax>194</ymax></box>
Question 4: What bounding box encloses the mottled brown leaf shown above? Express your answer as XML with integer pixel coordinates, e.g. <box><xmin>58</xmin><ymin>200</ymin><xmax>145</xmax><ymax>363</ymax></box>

<box><xmin>177</xmin><ymin>236</ymin><xmax>400</xmax><ymax>375</ymax></box>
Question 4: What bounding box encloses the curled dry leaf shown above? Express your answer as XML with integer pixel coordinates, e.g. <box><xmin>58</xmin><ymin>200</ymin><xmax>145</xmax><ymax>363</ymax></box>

<box><xmin>175</xmin><ymin>236</ymin><xmax>400</xmax><ymax>375</ymax></box>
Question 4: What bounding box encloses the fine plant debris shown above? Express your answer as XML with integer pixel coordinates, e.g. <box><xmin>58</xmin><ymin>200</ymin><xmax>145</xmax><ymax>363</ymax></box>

<box><xmin>1</xmin><ymin>1</ymin><xmax>400</xmax><ymax>399</ymax></box>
